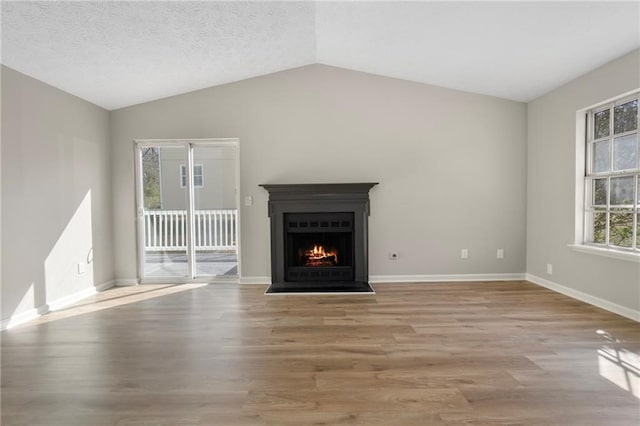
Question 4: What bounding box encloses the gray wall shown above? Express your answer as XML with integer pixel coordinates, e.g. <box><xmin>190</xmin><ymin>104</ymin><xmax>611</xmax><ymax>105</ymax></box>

<box><xmin>1</xmin><ymin>66</ymin><xmax>113</xmax><ymax>322</ymax></box>
<box><xmin>527</xmin><ymin>49</ymin><xmax>640</xmax><ymax>312</ymax></box>
<box><xmin>111</xmin><ymin>64</ymin><xmax>527</xmax><ymax>280</ymax></box>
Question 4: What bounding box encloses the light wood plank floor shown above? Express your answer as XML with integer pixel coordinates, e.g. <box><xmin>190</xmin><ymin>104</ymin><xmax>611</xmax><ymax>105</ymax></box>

<box><xmin>2</xmin><ymin>281</ymin><xmax>639</xmax><ymax>425</ymax></box>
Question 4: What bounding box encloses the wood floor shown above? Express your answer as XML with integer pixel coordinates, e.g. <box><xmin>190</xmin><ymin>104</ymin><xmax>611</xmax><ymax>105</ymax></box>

<box><xmin>2</xmin><ymin>281</ymin><xmax>639</xmax><ymax>425</ymax></box>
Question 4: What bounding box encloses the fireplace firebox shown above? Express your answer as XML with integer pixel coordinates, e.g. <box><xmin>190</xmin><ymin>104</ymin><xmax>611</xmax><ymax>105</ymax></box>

<box><xmin>285</xmin><ymin>212</ymin><xmax>354</xmax><ymax>282</ymax></box>
<box><xmin>260</xmin><ymin>183</ymin><xmax>378</xmax><ymax>293</ymax></box>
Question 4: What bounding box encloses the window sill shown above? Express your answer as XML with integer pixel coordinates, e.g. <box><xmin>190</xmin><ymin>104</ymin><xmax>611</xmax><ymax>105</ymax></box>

<box><xmin>568</xmin><ymin>244</ymin><xmax>640</xmax><ymax>263</ymax></box>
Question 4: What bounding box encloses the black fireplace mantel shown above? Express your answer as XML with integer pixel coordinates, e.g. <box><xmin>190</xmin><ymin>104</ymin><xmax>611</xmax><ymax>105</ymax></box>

<box><xmin>260</xmin><ymin>183</ymin><xmax>378</xmax><ymax>216</ymax></box>
<box><xmin>260</xmin><ymin>183</ymin><xmax>378</xmax><ymax>293</ymax></box>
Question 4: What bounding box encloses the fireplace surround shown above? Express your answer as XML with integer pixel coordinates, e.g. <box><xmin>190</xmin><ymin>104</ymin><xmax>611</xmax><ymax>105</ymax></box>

<box><xmin>260</xmin><ymin>183</ymin><xmax>378</xmax><ymax>293</ymax></box>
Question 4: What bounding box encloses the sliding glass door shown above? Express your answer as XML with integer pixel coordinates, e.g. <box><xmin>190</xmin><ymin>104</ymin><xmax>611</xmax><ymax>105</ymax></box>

<box><xmin>139</xmin><ymin>144</ymin><xmax>189</xmax><ymax>278</ymax></box>
<box><xmin>135</xmin><ymin>139</ymin><xmax>239</xmax><ymax>281</ymax></box>
<box><xmin>192</xmin><ymin>145</ymin><xmax>238</xmax><ymax>277</ymax></box>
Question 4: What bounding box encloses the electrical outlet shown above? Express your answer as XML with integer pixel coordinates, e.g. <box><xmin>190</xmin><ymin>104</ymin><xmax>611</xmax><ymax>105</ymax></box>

<box><xmin>389</xmin><ymin>252</ymin><xmax>399</xmax><ymax>260</ymax></box>
<box><xmin>497</xmin><ymin>249</ymin><xmax>504</xmax><ymax>259</ymax></box>
<box><xmin>546</xmin><ymin>263</ymin><xmax>553</xmax><ymax>275</ymax></box>
<box><xmin>77</xmin><ymin>262</ymin><xmax>85</xmax><ymax>275</ymax></box>
<box><xmin>461</xmin><ymin>249</ymin><xmax>469</xmax><ymax>259</ymax></box>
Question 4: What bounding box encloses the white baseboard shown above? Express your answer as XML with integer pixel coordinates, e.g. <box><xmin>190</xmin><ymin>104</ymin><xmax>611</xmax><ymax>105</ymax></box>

<box><xmin>0</xmin><ymin>305</ymin><xmax>49</xmax><ymax>331</ymax></box>
<box><xmin>47</xmin><ymin>287</ymin><xmax>98</xmax><ymax>311</ymax></box>
<box><xmin>239</xmin><ymin>276</ymin><xmax>271</xmax><ymax>284</ymax></box>
<box><xmin>370</xmin><ymin>273</ymin><xmax>526</xmax><ymax>283</ymax></box>
<box><xmin>239</xmin><ymin>274</ymin><xmax>526</xmax><ymax>285</ymax></box>
<box><xmin>1</xmin><ymin>279</ymin><xmax>116</xmax><ymax>331</ymax></box>
<box><xmin>526</xmin><ymin>273</ymin><xmax>640</xmax><ymax>322</ymax></box>
<box><xmin>95</xmin><ymin>280</ymin><xmax>116</xmax><ymax>292</ymax></box>
<box><xmin>114</xmin><ymin>278</ymin><xmax>139</xmax><ymax>286</ymax></box>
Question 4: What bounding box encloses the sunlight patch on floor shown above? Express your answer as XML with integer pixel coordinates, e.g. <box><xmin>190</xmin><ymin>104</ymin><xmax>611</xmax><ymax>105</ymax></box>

<box><xmin>597</xmin><ymin>329</ymin><xmax>640</xmax><ymax>399</ymax></box>
<box><xmin>12</xmin><ymin>284</ymin><xmax>208</xmax><ymax>329</ymax></box>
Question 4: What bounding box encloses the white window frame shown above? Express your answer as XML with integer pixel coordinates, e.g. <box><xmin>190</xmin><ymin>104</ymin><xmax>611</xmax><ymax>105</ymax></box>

<box><xmin>180</xmin><ymin>164</ymin><xmax>204</xmax><ymax>188</ymax></box>
<box><xmin>581</xmin><ymin>91</ymin><xmax>639</xmax><ymax>257</ymax></box>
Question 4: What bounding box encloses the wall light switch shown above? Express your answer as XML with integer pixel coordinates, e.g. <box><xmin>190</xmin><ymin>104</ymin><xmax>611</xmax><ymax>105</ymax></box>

<box><xmin>244</xmin><ymin>196</ymin><xmax>253</xmax><ymax>206</ymax></box>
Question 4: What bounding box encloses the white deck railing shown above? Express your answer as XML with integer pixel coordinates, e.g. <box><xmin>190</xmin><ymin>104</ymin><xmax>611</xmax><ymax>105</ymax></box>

<box><xmin>143</xmin><ymin>209</ymin><xmax>237</xmax><ymax>251</ymax></box>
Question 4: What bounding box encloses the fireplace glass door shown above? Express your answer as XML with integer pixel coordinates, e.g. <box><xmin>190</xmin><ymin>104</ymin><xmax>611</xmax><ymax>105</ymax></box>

<box><xmin>284</xmin><ymin>213</ymin><xmax>354</xmax><ymax>282</ymax></box>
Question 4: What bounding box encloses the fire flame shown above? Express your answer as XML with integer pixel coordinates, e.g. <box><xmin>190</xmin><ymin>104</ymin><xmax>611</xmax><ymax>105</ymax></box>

<box><xmin>304</xmin><ymin>245</ymin><xmax>338</xmax><ymax>266</ymax></box>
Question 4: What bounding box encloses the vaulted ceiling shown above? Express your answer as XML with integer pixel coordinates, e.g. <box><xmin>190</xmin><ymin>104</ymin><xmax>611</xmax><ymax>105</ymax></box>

<box><xmin>2</xmin><ymin>1</ymin><xmax>639</xmax><ymax>110</ymax></box>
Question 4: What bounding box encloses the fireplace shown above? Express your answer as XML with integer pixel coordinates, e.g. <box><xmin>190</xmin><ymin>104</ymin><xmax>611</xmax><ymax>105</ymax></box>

<box><xmin>260</xmin><ymin>183</ymin><xmax>378</xmax><ymax>293</ymax></box>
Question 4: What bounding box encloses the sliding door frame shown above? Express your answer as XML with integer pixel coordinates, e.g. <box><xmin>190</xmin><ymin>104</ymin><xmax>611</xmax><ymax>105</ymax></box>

<box><xmin>134</xmin><ymin>138</ymin><xmax>241</xmax><ymax>283</ymax></box>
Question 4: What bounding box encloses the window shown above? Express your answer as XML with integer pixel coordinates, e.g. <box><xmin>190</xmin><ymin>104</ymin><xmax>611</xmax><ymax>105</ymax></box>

<box><xmin>180</xmin><ymin>164</ymin><xmax>204</xmax><ymax>188</ymax></box>
<box><xmin>585</xmin><ymin>93</ymin><xmax>639</xmax><ymax>252</ymax></box>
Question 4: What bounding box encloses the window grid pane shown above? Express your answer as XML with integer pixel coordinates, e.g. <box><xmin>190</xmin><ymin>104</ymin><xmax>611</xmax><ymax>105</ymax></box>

<box><xmin>614</xmin><ymin>99</ymin><xmax>638</xmax><ymax>135</ymax></box>
<box><xmin>609</xmin><ymin>212</ymin><xmax>634</xmax><ymax>248</ymax></box>
<box><xmin>636</xmin><ymin>213</ymin><xmax>640</xmax><ymax>249</ymax></box>
<box><xmin>613</xmin><ymin>134</ymin><xmax>638</xmax><ymax>171</ymax></box>
<box><xmin>594</xmin><ymin>109</ymin><xmax>610</xmax><ymax>139</ymax></box>
<box><xmin>610</xmin><ymin>176</ymin><xmax>635</xmax><ymax>206</ymax></box>
<box><xmin>592</xmin><ymin>140</ymin><xmax>611</xmax><ymax>173</ymax></box>
<box><xmin>593</xmin><ymin>211</ymin><xmax>607</xmax><ymax>244</ymax></box>
<box><xmin>593</xmin><ymin>178</ymin><xmax>607</xmax><ymax>207</ymax></box>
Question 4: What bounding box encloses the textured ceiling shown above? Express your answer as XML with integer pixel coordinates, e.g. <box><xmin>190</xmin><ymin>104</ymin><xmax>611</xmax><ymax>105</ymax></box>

<box><xmin>1</xmin><ymin>1</ymin><xmax>316</xmax><ymax>110</ymax></box>
<box><xmin>2</xmin><ymin>1</ymin><xmax>639</xmax><ymax>110</ymax></box>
